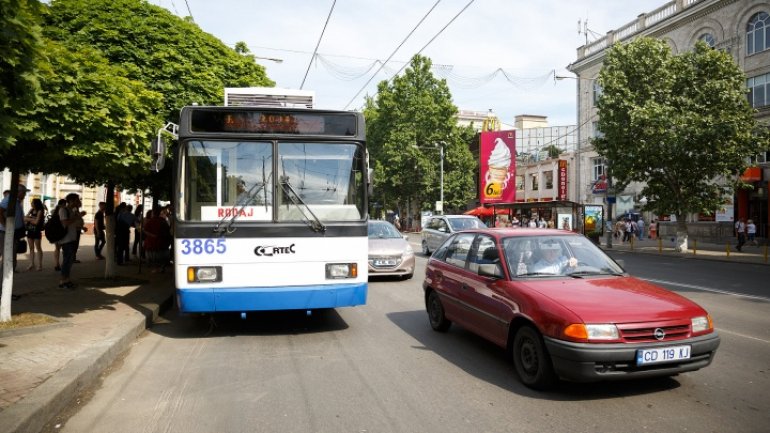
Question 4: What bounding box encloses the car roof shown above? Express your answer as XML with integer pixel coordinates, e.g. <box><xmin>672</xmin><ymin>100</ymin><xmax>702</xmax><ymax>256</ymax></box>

<box><xmin>451</xmin><ymin>228</ymin><xmax>579</xmax><ymax>238</ymax></box>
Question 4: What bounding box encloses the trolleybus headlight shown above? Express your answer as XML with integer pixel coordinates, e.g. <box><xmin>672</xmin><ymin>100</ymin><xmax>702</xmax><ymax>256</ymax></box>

<box><xmin>326</xmin><ymin>263</ymin><xmax>357</xmax><ymax>279</ymax></box>
<box><xmin>187</xmin><ymin>266</ymin><xmax>222</xmax><ymax>283</ymax></box>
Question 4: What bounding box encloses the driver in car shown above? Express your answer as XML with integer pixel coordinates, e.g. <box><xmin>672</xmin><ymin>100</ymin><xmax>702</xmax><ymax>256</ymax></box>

<box><xmin>530</xmin><ymin>240</ymin><xmax>578</xmax><ymax>275</ymax></box>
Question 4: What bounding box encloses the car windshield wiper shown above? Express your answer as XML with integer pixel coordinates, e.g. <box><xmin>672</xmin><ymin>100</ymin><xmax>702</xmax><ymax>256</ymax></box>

<box><xmin>279</xmin><ymin>175</ymin><xmax>326</xmax><ymax>233</ymax></box>
<box><xmin>516</xmin><ymin>272</ymin><xmax>559</xmax><ymax>278</ymax></box>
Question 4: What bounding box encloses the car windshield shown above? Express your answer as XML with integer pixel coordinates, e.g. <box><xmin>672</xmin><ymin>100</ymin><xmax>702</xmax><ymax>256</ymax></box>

<box><xmin>502</xmin><ymin>235</ymin><xmax>624</xmax><ymax>278</ymax></box>
<box><xmin>368</xmin><ymin>221</ymin><xmax>402</xmax><ymax>239</ymax></box>
<box><xmin>447</xmin><ymin>217</ymin><xmax>485</xmax><ymax>231</ymax></box>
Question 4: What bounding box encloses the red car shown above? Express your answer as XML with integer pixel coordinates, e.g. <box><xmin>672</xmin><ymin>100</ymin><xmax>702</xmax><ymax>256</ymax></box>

<box><xmin>423</xmin><ymin>228</ymin><xmax>720</xmax><ymax>389</ymax></box>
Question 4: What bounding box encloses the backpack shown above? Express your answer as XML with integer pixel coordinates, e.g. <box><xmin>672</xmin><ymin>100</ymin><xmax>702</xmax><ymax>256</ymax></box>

<box><xmin>44</xmin><ymin>208</ymin><xmax>68</xmax><ymax>243</ymax></box>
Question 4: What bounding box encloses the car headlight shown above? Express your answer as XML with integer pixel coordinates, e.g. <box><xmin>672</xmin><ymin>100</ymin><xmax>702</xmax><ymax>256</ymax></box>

<box><xmin>691</xmin><ymin>315</ymin><xmax>713</xmax><ymax>333</ymax></box>
<box><xmin>404</xmin><ymin>244</ymin><xmax>414</xmax><ymax>257</ymax></box>
<box><xmin>564</xmin><ymin>323</ymin><xmax>619</xmax><ymax>340</ymax></box>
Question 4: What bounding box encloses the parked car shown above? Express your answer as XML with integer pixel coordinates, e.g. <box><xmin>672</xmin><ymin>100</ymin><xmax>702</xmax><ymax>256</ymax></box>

<box><xmin>422</xmin><ymin>228</ymin><xmax>720</xmax><ymax>389</ymax></box>
<box><xmin>367</xmin><ymin>220</ymin><xmax>415</xmax><ymax>279</ymax></box>
<box><xmin>420</xmin><ymin>215</ymin><xmax>485</xmax><ymax>255</ymax></box>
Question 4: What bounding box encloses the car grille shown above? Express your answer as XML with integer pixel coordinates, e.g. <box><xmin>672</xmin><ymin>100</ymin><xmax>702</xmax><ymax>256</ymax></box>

<box><xmin>369</xmin><ymin>255</ymin><xmax>403</xmax><ymax>269</ymax></box>
<box><xmin>617</xmin><ymin>321</ymin><xmax>691</xmax><ymax>343</ymax></box>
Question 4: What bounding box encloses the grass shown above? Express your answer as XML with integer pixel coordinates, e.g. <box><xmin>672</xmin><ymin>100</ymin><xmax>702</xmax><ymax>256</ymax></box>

<box><xmin>0</xmin><ymin>312</ymin><xmax>57</xmax><ymax>331</ymax></box>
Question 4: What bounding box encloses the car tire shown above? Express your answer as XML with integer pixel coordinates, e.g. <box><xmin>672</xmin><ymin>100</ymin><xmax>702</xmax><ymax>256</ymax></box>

<box><xmin>512</xmin><ymin>326</ymin><xmax>557</xmax><ymax>390</ymax></box>
<box><xmin>426</xmin><ymin>290</ymin><xmax>451</xmax><ymax>332</ymax></box>
<box><xmin>422</xmin><ymin>240</ymin><xmax>431</xmax><ymax>256</ymax></box>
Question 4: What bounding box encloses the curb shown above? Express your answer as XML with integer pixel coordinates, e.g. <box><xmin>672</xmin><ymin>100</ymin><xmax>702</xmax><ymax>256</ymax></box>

<box><xmin>0</xmin><ymin>292</ymin><xmax>173</xmax><ymax>433</ymax></box>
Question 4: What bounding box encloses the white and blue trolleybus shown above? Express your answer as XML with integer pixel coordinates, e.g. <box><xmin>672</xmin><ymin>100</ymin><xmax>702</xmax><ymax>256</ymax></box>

<box><xmin>156</xmin><ymin>105</ymin><xmax>369</xmax><ymax>314</ymax></box>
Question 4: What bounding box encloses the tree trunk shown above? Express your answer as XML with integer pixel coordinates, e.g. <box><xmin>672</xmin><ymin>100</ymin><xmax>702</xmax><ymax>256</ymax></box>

<box><xmin>675</xmin><ymin>215</ymin><xmax>689</xmax><ymax>253</ymax></box>
<box><xmin>103</xmin><ymin>181</ymin><xmax>117</xmax><ymax>278</ymax></box>
<box><xmin>1</xmin><ymin>172</ymin><xmax>21</xmax><ymax>322</ymax></box>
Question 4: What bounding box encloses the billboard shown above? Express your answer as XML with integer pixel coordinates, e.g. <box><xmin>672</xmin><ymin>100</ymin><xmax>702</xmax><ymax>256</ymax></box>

<box><xmin>480</xmin><ymin>130</ymin><xmax>516</xmax><ymax>204</ymax></box>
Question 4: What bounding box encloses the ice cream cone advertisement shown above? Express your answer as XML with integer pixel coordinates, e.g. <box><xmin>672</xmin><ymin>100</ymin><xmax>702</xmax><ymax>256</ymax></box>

<box><xmin>480</xmin><ymin>130</ymin><xmax>516</xmax><ymax>203</ymax></box>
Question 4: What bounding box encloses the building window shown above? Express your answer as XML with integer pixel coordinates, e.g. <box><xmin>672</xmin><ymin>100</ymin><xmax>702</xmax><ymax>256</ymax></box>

<box><xmin>592</xmin><ymin>158</ymin><xmax>605</xmax><ymax>181</ymax></box>
<box><xmin>592</xmin><ymin>81</ymin><xmax>603</xmax><ymax>105</ymax></box>
<box><xmin>530</xmin><ymin>173</ymin><xmax>539</xmax><ymax>191</ymax></box>
<box><xmin>748</xmin><ymin>73</ymin><xmax>769</xmax><ymax>108</ymax></box>
<box><xmin>591</xmin><ymin>121</ymin><xmax>604</xmax><ymax>139</ymax></box>
<box><xmin>698</xmin><ymin>33</ymin><xmax>716</xmax><ymax>48</ymax></box>
<box><xmin>747</xmin><ymin>12</ymin><xmax>770</xmax><ymax>55</ymax></box>
<box><xmin>544</xmin><ymin>170</ymin><xmax>554</xmax><ymax>189</ymax></box>
<box><xmin>515</xmin><ymin>174</ymin><xmax>524</xmax><ymax>190</ymax></box>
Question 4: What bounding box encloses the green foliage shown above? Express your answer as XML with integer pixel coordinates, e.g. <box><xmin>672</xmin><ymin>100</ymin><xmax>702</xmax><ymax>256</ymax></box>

<box><xmin>364</xmin><ymin>55</ymin><xmax>476</xmax><ymax>213</ymax></box>
<box><xmin>44</xmin><ymin>0</ymin><xmax>274</xmax><ymax>123</ymax></box>
<box><xmin>7</xmin><ymin>38</ymin><xmax>164</xmax><ymax>182</ymax></box>
<box><xmin>594</xmin><ymin>38</ymin><xmax>766</xmax><ymax>221</ymax></box>
<box><xmin>0</xmin><ymin>0</ymin><xmax>45</xmax><ymax>150</ymax></box>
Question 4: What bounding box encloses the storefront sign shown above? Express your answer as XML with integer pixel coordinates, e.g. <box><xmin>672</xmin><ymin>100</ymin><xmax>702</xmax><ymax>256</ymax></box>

<box><xmin>558</xmin><ymin>160</ymin><xmax>568</xmax><ymax>201</ymax></box>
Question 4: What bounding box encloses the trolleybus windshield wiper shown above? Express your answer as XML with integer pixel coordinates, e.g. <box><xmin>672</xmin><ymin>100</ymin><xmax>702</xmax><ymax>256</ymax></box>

<box><xmin>213</xmin><ymin>181</ymin><xmax>268</xmax><ymax>235</ymax></box>
<box><xmin>279</xmin><ymin>175</ymin><xmax>326</xmax><ymax>233</ymax></box>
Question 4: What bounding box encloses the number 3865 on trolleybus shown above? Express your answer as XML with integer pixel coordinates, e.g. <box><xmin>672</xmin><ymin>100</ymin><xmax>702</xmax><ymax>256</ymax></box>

<box><xmin>152</xmin><ymin>104</ymin><xmax>370</xmax><ymax>315</ymax></box>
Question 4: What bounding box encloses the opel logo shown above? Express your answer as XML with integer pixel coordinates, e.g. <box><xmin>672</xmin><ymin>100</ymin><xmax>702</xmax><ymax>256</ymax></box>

<box><xmin>653</xmin><ymin>328</ymin><xmax>666</xmax><ymax>341</ymax></box>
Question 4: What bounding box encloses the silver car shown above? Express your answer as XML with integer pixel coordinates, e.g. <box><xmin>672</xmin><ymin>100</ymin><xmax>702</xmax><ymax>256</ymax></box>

<box><xmin>420</xmin><ymin>215</ymin><xmax>485</xmax><ymax>255</ymax></box>
<box><xmin>368</xmin><ymin>220</ymin><xmax>415</xmax><ymax>279</ymax></box>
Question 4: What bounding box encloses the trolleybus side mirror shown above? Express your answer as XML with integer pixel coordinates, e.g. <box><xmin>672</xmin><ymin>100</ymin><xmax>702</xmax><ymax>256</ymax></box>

<box><xmin>151</xmin><ymin>137</ymin><xmax>166</xmax><ymax>172</ymax></box>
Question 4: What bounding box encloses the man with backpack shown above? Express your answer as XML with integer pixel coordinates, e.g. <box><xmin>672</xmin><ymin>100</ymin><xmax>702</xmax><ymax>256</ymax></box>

<box><xmin>56</xmin><ymin>193</ymin><xmax>84</xmax><ymax>289</ymax></box>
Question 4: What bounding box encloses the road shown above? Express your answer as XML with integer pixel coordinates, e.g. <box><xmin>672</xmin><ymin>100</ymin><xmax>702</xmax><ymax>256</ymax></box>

<box><xmin>48</xmin><ymin>241</ymin><xmax>770</xmax><ymax>433</ymax></box>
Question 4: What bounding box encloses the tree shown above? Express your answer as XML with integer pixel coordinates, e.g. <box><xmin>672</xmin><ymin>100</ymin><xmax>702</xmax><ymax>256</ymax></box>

<box><xmin>364</xmin><ymin>55</ymin><xmax>476</xmax><ymax>219</ymax></box>
<box><xmin>593</xmin><ymin>38</ymin><xmax>767</xmax><ymax>251</ymax></box>
<box><xmin>0</xmin><ymin>0</ymin><xmax>44</xmax><ymax>150</ymax></box>
<box><xmin>45</xmin><ymin>0</ymin><xmax>274</xmax><ymax>124</ymax></box>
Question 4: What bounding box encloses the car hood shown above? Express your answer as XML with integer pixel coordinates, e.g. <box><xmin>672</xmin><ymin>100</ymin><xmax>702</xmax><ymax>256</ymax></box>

<box><xmin>368</xmin><ymin>238</ymin><xmax>409</xmax><ymax>256</ymax></box>
<box><xmin>518</xmin><ymin>276</ymin><xmax>706</xmax><ymax>323</ymax></box>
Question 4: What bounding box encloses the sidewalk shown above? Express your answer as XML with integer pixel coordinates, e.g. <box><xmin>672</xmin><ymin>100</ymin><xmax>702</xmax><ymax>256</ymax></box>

<box><xmin>0</xmin><ymin>235</ymin><xmax>173</xmax><ymax>433</ymax></box>
<box><xmin>598</xmin><ymin>235</ymin><xmax>770</xmax><ymax>265</ymax></box>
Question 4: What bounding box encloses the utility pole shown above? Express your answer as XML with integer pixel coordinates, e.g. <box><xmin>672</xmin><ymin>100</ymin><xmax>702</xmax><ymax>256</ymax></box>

<box><xmin>605</xmin><ymin>161</ymin><xmax>613</xmax><ymax>249</ymax></box>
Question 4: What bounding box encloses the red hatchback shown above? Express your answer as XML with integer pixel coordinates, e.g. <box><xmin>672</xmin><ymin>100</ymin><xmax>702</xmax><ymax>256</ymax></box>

<box><xmin>423</xmin><ymin>228</ymin><xmax>720</xmax><ymax>389</ymax></box>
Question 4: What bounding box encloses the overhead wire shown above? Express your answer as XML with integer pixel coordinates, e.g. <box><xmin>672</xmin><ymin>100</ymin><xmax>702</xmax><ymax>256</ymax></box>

<box><xmin>347</xmin><ymin>0</ymin><xmax>476</xmax><ymax>110</ymax></box>
<box><xmin>342</xmin><ymin>0</ymin><xmax>443</xmax><ymax>110</ymax></box>
<box><xmin>301</xmin><ymin>0</ymin><xmax>337</xmax><ymax>89</ymax></box>
<box><xmin>183</xmin><ymin>0</ymin><xmax>194</xmax><ymax>22</ymax></box>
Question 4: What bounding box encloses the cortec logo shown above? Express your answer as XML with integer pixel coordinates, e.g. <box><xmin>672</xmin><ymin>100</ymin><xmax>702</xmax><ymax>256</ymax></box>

<box><xmin>254</xmin><ymin>244</ymin><xmax>296</xmax><ymax>257</ymax></box>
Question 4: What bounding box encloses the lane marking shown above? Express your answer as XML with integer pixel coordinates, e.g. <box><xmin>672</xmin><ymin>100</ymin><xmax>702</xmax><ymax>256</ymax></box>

<box><xmin>644</xmin><ymin>278</ymin><xmax>770</xmax><ymax>302</ymax></box>
<box><xmin>716</xmin><ymin>328</ymin><xmax>770</xmax><ymax>344</ymax></box>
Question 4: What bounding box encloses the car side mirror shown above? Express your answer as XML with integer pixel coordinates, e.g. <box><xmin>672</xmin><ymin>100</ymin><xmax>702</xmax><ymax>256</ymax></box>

<box><xmin>479</xmin><ymin>263</ymin><xmax>504</xmax><ymax>279</ymax></box>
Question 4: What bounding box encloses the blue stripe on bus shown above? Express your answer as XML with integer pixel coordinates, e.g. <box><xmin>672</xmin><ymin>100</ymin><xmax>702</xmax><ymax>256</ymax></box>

<box><xmin>176</xmin><ymin>282</ymin><xmax>368</xmax><ymax>313</ymax></box>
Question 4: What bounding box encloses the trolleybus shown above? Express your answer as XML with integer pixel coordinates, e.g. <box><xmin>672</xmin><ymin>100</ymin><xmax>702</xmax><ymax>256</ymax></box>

<box><xmin>155</xmin><ymin>105</ymin><xmax>369</xmax><ymax>314</ymax></box>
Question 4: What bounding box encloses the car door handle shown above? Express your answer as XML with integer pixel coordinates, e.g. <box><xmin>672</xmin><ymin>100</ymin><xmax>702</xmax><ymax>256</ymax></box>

<box><xmin>461</xmin><ymin>283</ymin><xmax>469</xmax><ymax>290</ymax></box>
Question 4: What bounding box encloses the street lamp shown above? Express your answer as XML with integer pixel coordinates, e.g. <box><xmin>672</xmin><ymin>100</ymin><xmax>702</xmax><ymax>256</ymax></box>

<box><xmin>413</xmin><ymin>142</ymin><xmax>445</xmax><ymax>215</ymax></box>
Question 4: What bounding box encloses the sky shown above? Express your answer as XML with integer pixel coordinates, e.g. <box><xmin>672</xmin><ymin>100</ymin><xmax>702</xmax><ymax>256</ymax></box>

<box><xmin>153</xmin><ymin>0</ymin><xmax>666</xmax><ymax>128</ymax></box>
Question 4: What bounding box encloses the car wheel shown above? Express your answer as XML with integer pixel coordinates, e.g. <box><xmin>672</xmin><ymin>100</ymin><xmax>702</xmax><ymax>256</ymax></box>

<box><xmin>513</xmin><ymin>326</ymin><xmax>556</xmax><ymax>390</ymax></box>
<box><xmin>422</xmin><ymin>240</ymin><xmax>431</xmax><ymax>255</ymax></box>
<box><xmin>426</xmin><ymin>290</ymin><xmax>451</xmax><ymax>332</ymax></box>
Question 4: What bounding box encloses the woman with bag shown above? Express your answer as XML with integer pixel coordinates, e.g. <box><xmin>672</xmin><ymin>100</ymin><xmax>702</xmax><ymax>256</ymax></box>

<box><xmin>24</xmin><ymin>198</ymin><xmax>46</xmax><ymax>271</ymax></box>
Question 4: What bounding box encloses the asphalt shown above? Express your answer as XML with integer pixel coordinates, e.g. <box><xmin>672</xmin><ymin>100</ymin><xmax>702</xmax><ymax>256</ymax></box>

<box><xmin>0</xmin><ymin>235</ymin><xmax>174</xmax><ymax>433</ymax></box>
<box><xmin>0</xmin><ymin>232</ymin><xmax>767</xmax><ymax>433</ymax></box>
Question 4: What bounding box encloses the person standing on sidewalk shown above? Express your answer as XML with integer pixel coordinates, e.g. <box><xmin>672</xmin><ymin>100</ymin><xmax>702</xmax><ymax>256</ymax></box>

<box><xmin>747</xmin><ymin>219</ymin><xmax>757</xmax><ymax>246</ymax></box>
<box><xmin>0</xmin><ymin>184</ymin><xmax>30</xmax><ymax>270</ymax></box>
<box><xmin>57</xmin><ymin>193</ymin><xmax>84</xmax><ymax>289</ymax></box>
<box><xmin>735</xmin><ymin>217</ymin><xmax>747</xmax><ymax>252</ymax></box>
<box><xmin>23</xmin><ymin>197</ymin><xmax>45</xmax><ymax>271</ymax></box>
<box><xmin>93</xmin><ymin>201</ymin><xmax>106</xmax><ymax>259</ymax></box>
<box><xmin>636</xmin><ymin>217</ymin><xmax>645</xmax><ymax>241</ymax></box>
